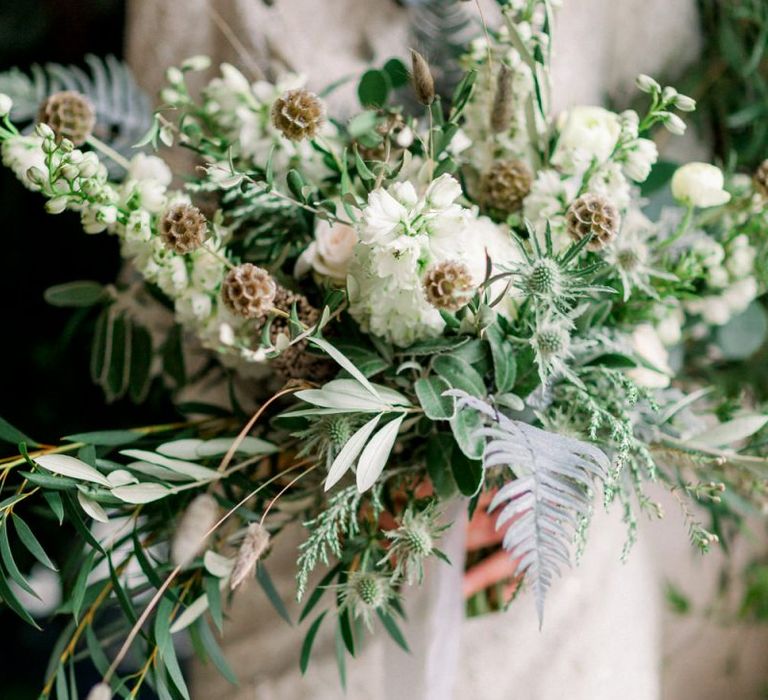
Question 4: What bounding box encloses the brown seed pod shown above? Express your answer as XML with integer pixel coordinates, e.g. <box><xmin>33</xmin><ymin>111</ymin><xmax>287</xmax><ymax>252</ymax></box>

<box><xmin>37</xmin><ymin>91</ymin><xmax>96</xmax><ymax>147</ymax></box>
<box><xmin>410</xmin><ymin>49</ymin><xmax>435</xmax><ymax>106</ymax></box>
<box><xmin>565</xmin><ymin>193</ymin><xmax>620</xmax><ymax>251</ymax></box>
<box><xmin>753</xmin><ymin>159</ymin><xmax>768</xmax><ymax>198</ymax></box>
<box><xmin>490</xmin><ymin>64</ymin><xmax>515</xmax><ymax>134</ymax></box>
<box><xmin>221</xmin><ymin>263</ymin><xmax>277</xmax><ymax>319</ymax></box>
<box><xmin>271</xmin><ymin>89</ymin><xmax>325</xmax><ymax>141</ymax></box>
<box><xmin>479</xmin><ymin>159</ymin><xmax>533</xmax><ymax>217</ymax></box>
<box><xmin>158</xmin><ymin>203</ymin><xmax>207</xmax><ymax>254</ymax></box>
<box><xmin>423</xmin><ymin>260</ymin><xmax>474</xmax><ymax>311</ymax></box>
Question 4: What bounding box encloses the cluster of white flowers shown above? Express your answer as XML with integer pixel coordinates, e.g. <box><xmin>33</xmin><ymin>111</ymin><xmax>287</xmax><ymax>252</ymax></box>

<box><xmin>685</xmin><ymin>232</ymin><xmax>758</xmax><ymax>325</ymax></box>
<box><xmin>348</xmin><ymin>174</ymin><xmax>521</xmax><ymax>346</ymax></box>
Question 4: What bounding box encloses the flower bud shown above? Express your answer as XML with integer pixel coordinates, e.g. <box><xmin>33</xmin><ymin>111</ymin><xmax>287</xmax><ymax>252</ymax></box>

<box><xmin>673</xmin><ymin>94</ymin><xmax>696</xmax><ymax>112</ymax></box>
<box><xmin>635</xmin><ymin>74</ymin><xmax>660</xmax><ymax>94</ymax></box>
<box><xmin>45</xmin><ymin>196</ymin><xmax>69</xmax><ymax>214</ymax></box>
<box><xmin>60</xmin><ymin>164</ymin><xmax>80</xmax><ymax>181</ymax></box>
<box><xmin>166</xmin><ymin>67</ymin><xmax>184</xmax><ymax>85</ymax></box>
<box><xmin>0</xmin><ymin>93</ymin><xmax>12</xmax><ymax>117</ymax></box>
<box><xmin>35</xmin><ymin>123</ymin><xmax>55</xmax><ymax>140</ymax></box>
<box><xmin>26</xmin><ymin>166</ymin><xmax>45</xmax><ymax>185</ymax></box>
<box><xmin>663</xmin><ymin>113</ymin><xmax>687</xmax><ymax>136</ymax></box>
<box><xmin>182</xmin><ymin>55</ymin><xmax>212</xmax><ymax>72</ymax></box>
<box><xmin>661</xmin><ymin>86</ymin><xmax>678</xmax><ymax>103</ymax></box>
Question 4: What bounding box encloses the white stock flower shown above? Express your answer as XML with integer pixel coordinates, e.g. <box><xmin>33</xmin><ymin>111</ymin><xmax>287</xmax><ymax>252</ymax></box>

<box><xmin>726</xmin><ymin>235</ymin><xmax>756</xmax><ymax>278</ymax></box>
<box><xmin>671</xmin><ymin>163</ymin><xmax>731</xmax><ymax>208</ymax></box>
<box><xmin>552</xmin><ymin>106</ymin><xmax>621</xmax><ymax>172</ymax></box>
<box><xmin>176</xmin><ymin>290</ymin><xmax>213</xmax><ymax>324</ymax></box>
<box><xmin>1</xmin><ymin>135</ymin><xmax>47</xmax><ymax>190</ymax></box>
<box><xmin>157</xmin><ymin>256</ymin><xmax>189</xmax><ymax>296</ymax></box>
<box><xmin>0</xmin><ymin>93</ymin><xmax>12</xmax><ymax>117</ymax></box>
<box><xmin>425</xmin><ymin>173</ymin><xmax>463</xmax><ymax>209</ymax></box>
<box><xmin>191</xmin><ymin>249</ymin><xmax>225</xmax><ymax>292</ymax></box>
<box><xmin>723</xmin><ymin>277</ymin><xmax>758</xmax><ymax>314</ymax></box>
<box><xmin>627</xmin><ymin>324</ymin><xmax>672</xmax><ymax>388</ymax></box>
<box><xmin>295</xmin><ymin>218</ymin><xmax>358</xmax><ymax>282</ymax></box>
<box><xmin>128</xmin><ymin>153</ymin><xmax>172</xmax><ymax>186</ymax></box>
<box><xmin>623</xmin><ymin>138</ymin><xmax>658</xmax><ymax>182</ymax></box>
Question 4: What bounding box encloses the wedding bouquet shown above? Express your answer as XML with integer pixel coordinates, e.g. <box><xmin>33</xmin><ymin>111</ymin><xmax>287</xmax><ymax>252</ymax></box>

<box><xmin>1</xmin><ymin>1</ymin><xmax>767</xmax><ymax>697</ymax></box>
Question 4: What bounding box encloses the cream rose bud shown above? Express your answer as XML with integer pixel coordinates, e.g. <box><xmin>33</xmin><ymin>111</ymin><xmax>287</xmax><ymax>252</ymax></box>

<box><xmin>671</xmin><ymin>163</ymin><xmax>731</xmax><ymax>208</ymax></box>
<box><xmin>554</xmin><ymin>106</ymin><xmax>621</xmax><ymax>165</ymax></box>
<box><xmin>0</xmin><ymin>93</ymin><xmax>12</xmax><ymax>117</ymax></box>
<box><xmin>128</xmin><ymin>153</ymin><xmax>172</xmax><ymax>187</ymax></box>
<box><xmin>425</xmin><ymin>174</ymin><xmax>462</xmax><ymax>209</ymax></box>
<box><xmin>295</xmin><ymin>219</ymin><xmax>358</xmax><ymax>282</ymax></box>
<box><xmin>627</xmin><ymin>324</ymin><xmax>673</xmax><ymax>389</ymax></box>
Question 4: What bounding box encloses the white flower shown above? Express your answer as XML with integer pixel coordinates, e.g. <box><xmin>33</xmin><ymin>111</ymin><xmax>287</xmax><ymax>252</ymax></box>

<box><xmin>425</xmin><ymin>173</ymin><xmax>462</xmax><ymax>209</ymax></box>
<box><xmin>191</xmin><ymin>249</ymin><xmax>225</xmax><ymax>292</ymax></box>
<box><xmin>157</xmin><ymin>257</ymin><xmax>189</xmax><ymax>296</ymax></box>
<box><xmin>623</xmin><ymin>138</ymin><xmax>658</xmax><ymax>182</ymax></box>
<box><xmin>627</xmin><ymin>324</ymin><xmax>672</xmax><ymax>388</ymax></box>
<box><xmin>295</xmin><ymin>218</ymin><xmax>358</xmax><ymax>282</ymax></box>
<box><xmin>2</xmin><ymin>135</ymin><xmax>47</xmax><ymax>190</ymax></box>
<box><xmin>656</xmin><ymin>304</ymin><xmax>684</xmax><ymax>346</ymax></box>
<box><xmin>133</xmin><ymin>179</ymin><xmax>168</xmax><ymax>213</ymax></box>
<box><xmin>671</xmin><ymin>163</ymin><xmax>730</xmax><ymax>208</ymax></box>
<box><xmin>699</xmin><ymin>296</ymin><xmax>732</xmax><ymax>325</ymax></box>
<box><xmin>726</xmin><ymin>235</ymin><xmax>756</xmax><ymax>278</ymax></box>
<box><xmin>128</xmin><ymin>153</ymin><xmax>172</xmax><ymax>186</ymax></box>
<box><xmin>588</xmin><ymin>162</ymin><xmax>631</xmax><ymax>211</ymax></box>
<box><xmin>0</xmin><ymin>93</ymin><xmax>12</xmax><ymax>117</ymax></box>
<box><xmin>723</xmin><ymin>277</ymin><xmax>758</xmax><ymax>314</ymax></box>
<box><xmin>359</xmin><ymin>188</ymin><xmax>410</xmax><ymax>244</ymax></box>
<box><xmin>176</xmin><ymin>291</ymin><xmax>213</xmax><ymax>324</ymax></box>
<box><xmin>552</xmin><ymin>106</ymin><xmax>621</xmax><ymax>171</ymax></box>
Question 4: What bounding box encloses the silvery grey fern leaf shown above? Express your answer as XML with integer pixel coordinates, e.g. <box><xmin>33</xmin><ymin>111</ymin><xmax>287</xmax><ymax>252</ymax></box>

<box><xmin>0</xmin><ymin>55</ymin><xmax>152</xmax><ymax>174</ymax></box>
<box><xmin>403</xmin><ymin>0</ymin><xmax>477</xmax><ymax>98</ymax></box>
<box><xmin>449</xmin><ymin>391</ymin><xmax>610</xmax><ymax>625</ymax></box>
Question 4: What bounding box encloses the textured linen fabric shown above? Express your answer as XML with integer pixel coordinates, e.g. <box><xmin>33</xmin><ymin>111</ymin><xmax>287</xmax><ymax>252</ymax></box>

<box><xmin>125</xmin><ymin>1</ymin><xmax>768</xmax><ymax>698</ymax></box>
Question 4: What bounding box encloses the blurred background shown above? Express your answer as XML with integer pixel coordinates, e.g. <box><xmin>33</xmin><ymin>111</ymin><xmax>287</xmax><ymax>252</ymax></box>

<box><xmin>1</xmin><ymin>0</ymin><xmax>768</xmax><ymax>698</ymax></box>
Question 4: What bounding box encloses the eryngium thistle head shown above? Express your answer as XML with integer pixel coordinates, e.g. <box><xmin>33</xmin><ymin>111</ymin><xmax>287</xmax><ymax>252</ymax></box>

<box><xmin>565</xmin><ymin>193</ymin><xmax>620</xmax><ymax>251</ymax></box>
<box><xmin>753</xmin><ymin>159</ymin><xmax>768</xmax><ymax>198</ymax></box>
<box><xmin>490</xmin><ymin>64</ymin><xmax>515</xmax><ymax>134</ymax></box>
<box><xmin>479</xmin><ymin>160</ymin><xmax>533</xmax><ymax>216</ymax></box>
<box><xmin>423</xmin><ymin>260</ymin><xmax>474</xmax><ymax>311</ymax></box>
<box><xmin>37</xmin><ymin>91</ymin><xmax>96</xmax><ymax>147</ymax></box>
<box><xmin>410</xmin><ymin>49</ymin><xmax>435</xmax><ymax>106</ymax></box>
<box><xmin>532</xmin><ymin>324</ymin><xmax>570</xmax><ymax>358</ymax></box>
<box><xmin>271</xmin><ymin>89</ymin><xmax>325</xmax><ymax>141</ymax></box>
<box><xmin>327</xmin><ymin>415</ymin><xmax>354</xmax><ymax>447</ymax></box>
<box><xmin>525</xmin><ymin>258</ymin><xmax>563</xmax><ymax>298</ymax></box>
<box><xmin>230</xmin><ymin>523</ymin><xmax>271</xmax><ymax>591</ymax></box>
<box><xmin>158</xmin><ymin>203</ymin><xmax>207</xmax><ymax>254</ymax></box>
<box><xmin>221</xmin><ymin>263</ymin><xmax>277</xmax><ymax>319</ymax></box>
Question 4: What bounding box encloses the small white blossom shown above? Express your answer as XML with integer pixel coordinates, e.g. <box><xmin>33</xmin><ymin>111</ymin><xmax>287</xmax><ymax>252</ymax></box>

<box><xmin>552</xmin><ymin>106</ymin><xmax>621</xmax><ymax>172</ymax></box>
<box><xmin>672</xmin><ymin>163</ymin><xmax>731</xmax><ymax>208</ymax></box>
<box><xmin>295</xmin><ymin>218</ymin><xmax>358</xmax><ymax>282</ymax></box>
<box><xmin>0</xmin><ymin>93</ymin><xmax>12</xmax><ymax>117</ymax></box>
<box><xmin>627</xmin><ymin>324</ymin><xmax>673</xmax><ymax>388</ymax></box>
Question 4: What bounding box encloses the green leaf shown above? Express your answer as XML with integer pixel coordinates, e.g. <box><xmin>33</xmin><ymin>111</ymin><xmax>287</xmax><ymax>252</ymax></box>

<box><xmin>414</xmin><ymin>376</ymin><xmax>454</xmax><ymax>420</ymax></box>
<box><xmin>286</xmin><ymin>169</ymin><xmax>307</xmax><ymax>201</ymax></box>
<box><xmin>325</xmin><ymin>414</ymin><xmax>382</xmax><ymax>490</ymax></box>
<box><xmin>64</xmin><ymin>429</ymin><xmax>141</xmax><ymax>446</ymax></box>
<box><xmin>334</xmin><ymin>622</ymin><xmax>348</xmax><ymax>690</ymax></box>
<box><xmin>716</xmin><ymin>302</ymin><xmax>768</xmax><ymax>360</ymax></box>
<box><xmin>356</xmin><ymin>414</ymin><xmax>405</xmax><ymax>492</ymax></box>
<box><xmin>377</xmin><ymin>609</ymin><xmax>410</xmax><ymax>652</ymax></box>
<box><xmin>195</xmin><ymin>618</ymin><xmax>239</xmax><ymax>685</ymax></box>
<box><xmin>34</xmin><ymin>454</ymin><xmax>111</xmax><ymax>487</ymax></box>
<box><xmin>129</xmin><ymin>323</ymin><xmax>153</xmax><ymax>403</ymax></box>
<box><xmin>162</xmin><ymin>324</ymin><xmax>186</xmax><ymax>387</ymax></box>
<box><xmin>257</xmin><ymin>563</ymin><xmax>292</xmax><ymax>625</ymax></box>
<box><xmin>71</xmin><ymin>549</ymin><xmax>96</xmax><ymax>622</ymax></box>
<box><xmin>299</xmin><ymin>565</ymin><xmax>340</xmax><ymax>621</ymax></box>
<box><xmin>383</xmin><ymin>58</ymin><xmax>409</xmax><ymax>88</ymax></box>
<box><xmin>338</xmin><ymin>605</ymin><xmax>355</xmax><ymax>656</ymax></box>
<box><xmin>450</xmin><ymin>409</ymin><xmax>485</xmax><ymax>461</ymax></box>
<box><xmin>12</xmin><ymin>514</ymin><xmax>57</xmax><ymax>570</ymax></box>
<box><xmin>300</xmin><ymin>611</ymin><xmax>328</xmax><ymax>673</ymax></box>
<box><xmin>433</xmin><ymin>355</ymin><xmax>486</xmax><ymax>397</ymax></box>
<box><xmin>0</xmin><ymin>562</ymin><xmax>40</xmax><ymax>628</ymax></box>
<box><xmin>43</xmin><ymin>280</ymin><xmax>107</xmax><ymax>308</ymax></box>
<box><xmin>156</xmin><ymin>597</ymin><xmax>191</xmax><ymax>700</ymax></box>
<box><xmin>77</xmin><ymin>491</ymin><xmax>109</xmax><ymax>523</ymax></box>
<box><xmin>687</xmin><ymin>415</ymin><xmax>768</xmax><ymax>448</ymax></box>
<box><xmin>106</xmin><ymin>313</ymin><xmax>129</xmax><ymax>399</ymax></box>
<box><xmin>204</xmin><ymin>574</ymin><xmax>225</xmax><ymax>633</ymax></box>
<box><xmin>170</xmin><ymin>592</ymin><xmax>211</xmax><ymax>634</ymax></box>
<box><xmin>426</xmin><ymin>432</ymin><xmax>459</xmax><ymax>499</ymax></box>
<box><xmin>486</xmin><ymin>323</ymin><xmax>517</xmax><ymax>393</ymax></box>
<box><xmin>120</xmin><ymin>449</ymin><xmax>220</xmax><ymax>482</ymax></box>
<box><xmin>400</xmin><ymin>336</ymin><xmax>469</xmax><ymax>356</ymax></box>
<box><xmin>358</xmin><ymin>69</ymin><xmax>391</xmax><ymax>108</ymax></box>
<box><xmin>450</xmin><ymin>442</ymin><xmax>484</xmax><ymax>497</ymax></box>
<box><xmin>111</xmin><ymin>482</ymin><xmax>171</xmax><ymax>504</ymax></box>
<box><xmin>308</xmin><ymin>337</ymin><xmax>382</xmax><ymax>400</ymax></box>
<box><xmin>44</xmin><ymin>492</ymin><xmax>64</xmax><ymax>524</ymax></box>
<box><xmin>0</xmin><ymin>416</ymin><xmax>39</xmax><ymax>447</ymax></box>
<box><xmin>0</xmin><ymin>523</ymin><xmax>39</xmax><ymax>599</ymax></box>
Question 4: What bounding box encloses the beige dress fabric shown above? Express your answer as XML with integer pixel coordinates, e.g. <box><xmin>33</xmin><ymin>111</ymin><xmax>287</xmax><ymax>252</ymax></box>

<box><xmin>125</xmin><ymin>2</ymin><xmax>768</xmax><ymax>698</ymax></box>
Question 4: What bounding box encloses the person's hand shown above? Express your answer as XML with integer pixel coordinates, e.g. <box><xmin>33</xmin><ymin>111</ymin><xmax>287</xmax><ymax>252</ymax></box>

<box><xmin>463</xmin><ymin>490</ymin><xmax>520</xmax><ymax>601</ymax></box>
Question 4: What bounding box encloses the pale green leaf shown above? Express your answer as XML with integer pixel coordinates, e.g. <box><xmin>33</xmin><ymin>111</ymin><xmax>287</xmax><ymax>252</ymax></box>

<box><xmin>77</xmin><ymin>491</ymin><xmax>109</xmax><ymax>523</ymax></box>
<box><xmin>111</xmin><ymin>482</ymin><xmax>170</xmax><ymax>504</ymax></box>
<box><xmin>325</xmin><ymin>414</ymin><xmax>382</xmax><ymax>490</ymax></box>
<box><xmin>35</xmin><ymin>454</ymin><xmax>111</xmax><ymax>487</ymax></box>
<box><xmin>356</xmin><ymin>414</ymin><xmax>405</xmax><ymax>492</ymax></box>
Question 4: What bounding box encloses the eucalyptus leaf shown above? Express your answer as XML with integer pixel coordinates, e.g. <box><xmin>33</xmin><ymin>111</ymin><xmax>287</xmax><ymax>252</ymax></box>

<box><xmin>111</xmin><ymin>483</ymin><xmax>170</xmax><ymax>504</ymax></box>
<box><xmin>325</xmin><ymin>414</ymin><xmax>382</xmax><ymax>491</ymax></box>
<box><xmin>35</xmin><ymin>454</ymin><xmax>111</xmax><ymax>487</ymax></box>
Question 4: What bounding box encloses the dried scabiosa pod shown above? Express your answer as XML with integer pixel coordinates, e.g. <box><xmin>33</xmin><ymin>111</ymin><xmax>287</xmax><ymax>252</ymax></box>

<box><xmin>221</xmin><ymin>263</ymin><xmax>277</xmax><ymax>319</ymax></box>
<box><xmin>37</xmin><ymin>91</ymin><xmax>96</xmax><ymax>146</ymax></box>
<box><xmin>423</xmin><ymin>260</ymin><xmax>474</xmax><ymax>311</ymax></box>
<box><xmin>566</xmin><ymin>193</ymin><xmax>621</xmax><ymax>251</ymax></box>
<box><xmin>271</xmin><ymin>89</ymin><xmax>325</xmax><ymax>141</ymax></box>
<box><xmin>410</xmin><ymin>49</ymin><xmax>435</xmax><ymax>106</ymax></box>
<box><xmin>479</xmin><ymin>159</ymin><xmax>533</xmax><ymax>216</ymax></box>
<box><xmin>158</xmin><ymin>203</ymin><xmax>208</xmax><ymax>254</ymax></box>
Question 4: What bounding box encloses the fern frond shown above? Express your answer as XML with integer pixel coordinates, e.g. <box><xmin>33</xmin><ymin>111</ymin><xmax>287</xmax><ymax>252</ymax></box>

<box><xmin>404</xmin><ymin>0</ymin><xmax>477</xmax><ymax>98</ymax></box>
<box><xmin>0</xmin><ymin>55</ymin><xmax>152</xmax><ymax>172</ymax></box>
<box><xmin>449</xmin><ymin>390</ymin><xmax>610</xmax><ymax>625</ymax></box>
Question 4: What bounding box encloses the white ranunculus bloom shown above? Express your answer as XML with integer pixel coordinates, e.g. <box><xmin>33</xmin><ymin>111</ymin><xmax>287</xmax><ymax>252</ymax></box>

<box><xmin>627</xmin><ymin>324</ymin><xmax>673</xmax><ymax>388</ymax></box>
<box><xmin>671</xmin><ymin>163</ymin><xmax>731</xmax><ymax>208</ymax></box>
<box><xmin>553</xmin><ymin>106</ymin><xmax>621</xmax><ymax>171</ymax></box>
<box><xmin>128</xmin><ymin>153</ymin><xmax>172</xmax><ymax>186</ymax></box>
<box><xmin>295</xmin><ymin>219</ymin><xmax>358</xmax><ymax>282</ymax></box>
<box><xmin>425</xmin><ymin>173</ymin><xmax>463</xmax><ymax>210</ymax></box>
